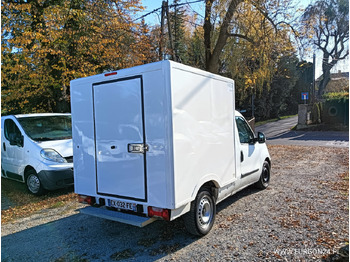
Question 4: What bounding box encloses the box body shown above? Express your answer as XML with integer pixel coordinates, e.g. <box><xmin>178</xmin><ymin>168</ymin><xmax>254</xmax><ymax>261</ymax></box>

<box><xmin>71</xmin><ymin>61</ymin><xmax>236</xmax><ymax>212</ymax></box>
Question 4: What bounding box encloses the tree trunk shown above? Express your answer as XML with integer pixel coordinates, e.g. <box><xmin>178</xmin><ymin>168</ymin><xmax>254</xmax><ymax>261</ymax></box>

<box><xmin>318</xmin><ymin>69</ymin><xmax>331</xmax><ymax>97</ymax></box>
<box><xmin>318</xmin><ymin>53</ymin><xmax>335</xmax><ymax>97</ymax></box>
<box><xmin>204</xmin><ymin>0</ymin><xmax>243</xmax><ymax>73</ymax></box>
<box><xmin>204</xmin><ymin>0</ymin><xmax>214</xmax><ymax>71</ymax></box>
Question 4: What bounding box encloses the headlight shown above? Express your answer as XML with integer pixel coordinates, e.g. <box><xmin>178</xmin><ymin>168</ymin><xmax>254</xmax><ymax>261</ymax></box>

<box><xmin>40</xmin><ymin>149</ymin><xmax>67</xmax><ymax>163</ymax></box>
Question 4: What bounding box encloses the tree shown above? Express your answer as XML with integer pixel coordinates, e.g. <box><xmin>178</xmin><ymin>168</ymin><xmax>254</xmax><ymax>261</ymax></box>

<box><xmin>187</xmin><ymin>26</ymin><xmax>206</xmax><ymax>69</ymax></box>
<box><xmin>301</xmin><ymin>0</ymin><xmax>349</xmax><ymax>97</ymax></box>
<box><xmin>204</xmin><ymin>0</ymin><xmax>243</xmax><ymax>73</ymax></box>
<box><xmin>203</xmin><ymin>0</ymin><xmax>295</xmax><ymax>74</ymax></box>
<box><xmin>287</xmin><ymin>61</ymin><xmax>313</xmax><ymax>113</ymax></box>
<box><xmin>133</xmin><ymin>19</ymin><xmax>159</xmax><ymax>64</ymax></box>
<box><xmin>257</xmin><ymin>54</ymin><xmax>299</xmax><ymax>119</ymax></box>
<box><xmin>205</xmin><ymin>0</ymin><xmax>296</xmax><ymax>117</ymax></box>
<box><xmin>155</xmin><ymin>0</ymin><xmax>199</xmax><ymax>64</ymax></box>
<box><xmin>1</xmin><ymin>0</ymin><xmax>145</xmax><ymax>114</ymax></box>
<box><xmin>170</xmin><ymin>0</ymin><xmax>188</xmax><ymax>63</ymax></box>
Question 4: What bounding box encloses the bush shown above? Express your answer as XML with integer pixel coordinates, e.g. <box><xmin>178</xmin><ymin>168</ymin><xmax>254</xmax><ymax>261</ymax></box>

<box><xmin>311</xmin><ymin>102</ymin><xmax>322</xmax><ymax>124</ymax></box>
<box><xmin>321</xmin><ymin>92</ymin><xmax>349</xmax><ymax>127</ymax></box>
<box><xmin>323</xmin><ymin>92</ymin><xmax>349</xmax><ymax>103</ymax></box>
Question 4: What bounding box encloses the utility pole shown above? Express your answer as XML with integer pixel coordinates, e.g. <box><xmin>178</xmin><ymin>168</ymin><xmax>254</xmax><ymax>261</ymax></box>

<box><xmin>312</xmin><ymin>53</ymin><xmax>316</xmax><ymax>103</ymax></box>
<box><xmin>159</xmin><ymin>1</ymin><xmax>166</xmax><ymax>60</ymax></box>
<box><xmin>165</xmin><ymin>0</ymin><xmax>174</xmax><ymax>61</ymax></box>
<box><xmin>172</xmin><ymin>0</ymin><xmax>184</xmax><ymax>63</ymax></box>
<box><xmin>174</xmin><ymin>3</ymin><xmax>178</xmax><ymax>62</ymax></box>
<box><xmin>251</xmin><ymin>87</ymin><xmax>255</xmax><ymax>118</ymax></box>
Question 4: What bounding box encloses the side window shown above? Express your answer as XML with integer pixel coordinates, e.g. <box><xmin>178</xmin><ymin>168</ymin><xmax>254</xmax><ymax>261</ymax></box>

<box><xmin>4</xmin><ymin>119</ymin><xmax>22</xmax><ymax>143</ymax></box>
<box><xmin>235</xmin><ymin>116</ymin><xmax>255</xmax><ymax>144</ymax></box>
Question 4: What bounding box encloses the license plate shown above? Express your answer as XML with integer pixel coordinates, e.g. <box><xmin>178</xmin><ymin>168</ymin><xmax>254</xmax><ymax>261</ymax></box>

<box><xmin>109</xmin><ymin>200</ymin><xmax>136</xmax><ymax>211</ymax></box>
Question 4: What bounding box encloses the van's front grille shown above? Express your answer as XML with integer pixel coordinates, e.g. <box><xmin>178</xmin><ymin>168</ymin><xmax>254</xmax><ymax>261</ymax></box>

<box><xmin>65</xmin><ymin>156</ymin><xmax>73</xmax><ymax>163</ymax></box>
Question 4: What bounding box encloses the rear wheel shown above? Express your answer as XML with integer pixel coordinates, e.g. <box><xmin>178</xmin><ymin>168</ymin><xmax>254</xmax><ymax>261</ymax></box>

<box><xmin>26</xmin><ymin>170</ymin><xmax>45</xmax><ymax>196</ymax></box>
<box><xmin>183</xmin><ymin>188</ymin><xmax>216</xmax><ymax>236</ymax></box>
<box><xmin>255</xmin><ymin>161</ymin><xmax>270</xmax><ymax>189</ymax></box>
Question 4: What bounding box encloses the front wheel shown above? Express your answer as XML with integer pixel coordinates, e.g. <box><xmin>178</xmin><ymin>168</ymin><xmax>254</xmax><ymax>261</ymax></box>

<box><xmin>255</xmin><ymin>161</ymin><xmax>270</xmax><ymax>189</ymax></box>
<box><xmin>183</xmin><ymin>188</ymin><xmax>216</xmax><ymax>236</ymax></box>
<box><xmin>26</xmin><ymin>170</ymin><xmax>45</xmax><ymax>196</ymax></box>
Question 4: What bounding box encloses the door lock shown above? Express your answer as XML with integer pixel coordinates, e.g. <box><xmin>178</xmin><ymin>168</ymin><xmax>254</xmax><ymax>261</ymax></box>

<box><xmin>128</xmin><ymin>143</ymin><xmax>149</xmax><ymax>154</ymax></box>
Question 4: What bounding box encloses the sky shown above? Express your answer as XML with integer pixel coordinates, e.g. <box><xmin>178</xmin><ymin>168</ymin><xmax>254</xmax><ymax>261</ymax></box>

<box><xmin>140</xmin><ymin>0</ymin><xmax>312</xmax><ymax>25</ymax></box>
<box><xmin>140</xmin><ymin>0</ymin><xmax>349</xmax><ymax>78</ymax></box>
<box><xmin>140</xmin><ymin>0</ymin><xmax>205</xmax><ymax>25</ymax></box>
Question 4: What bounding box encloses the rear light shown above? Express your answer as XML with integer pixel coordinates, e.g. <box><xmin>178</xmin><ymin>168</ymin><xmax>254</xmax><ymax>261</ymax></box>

<box><xmin>148</xmin><ymin>206</ymin><xmax>170</xmax><ymax>221</ymax></box>
<box><xmin>104</xmin><ymin>72</ymin><xmax>117</xmax><ymax>77</ymax></box>
<box><xmin>78</xmin><ymin>195</ymin><xmax>95</xmax><ymax>205</ymax></box>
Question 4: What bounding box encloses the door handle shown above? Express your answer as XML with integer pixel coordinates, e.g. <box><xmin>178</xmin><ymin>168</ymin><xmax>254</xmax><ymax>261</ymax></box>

<box><xmin>3</xmin><ymin>142</ymin><xmax>6</xmax><ymax>152</ymax></box>
<box><xmin>128</xmin><ymin>143</ymin><xmax>149</xmax><ymax>154</ymax></box>
<box><xmin>240</xmin><ymin>151</ymin><xmax>244</xmax><ymax>162</ymax></box>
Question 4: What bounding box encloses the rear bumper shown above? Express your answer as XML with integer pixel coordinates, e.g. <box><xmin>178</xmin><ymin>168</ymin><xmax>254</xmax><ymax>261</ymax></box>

<box><xmin>80</xmin><ymin>206</ymin><xmax>156</xmax><ymax>227</ymax></box>
<box><xmin>38</xmin><ymin>168</ymin><xmax>74</xmax><ymax>190</ymax></box>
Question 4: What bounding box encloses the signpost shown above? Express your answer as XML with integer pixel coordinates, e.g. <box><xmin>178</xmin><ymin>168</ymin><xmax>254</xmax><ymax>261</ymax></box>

<box><xmin>301</xmin><ymin>92</ymin><xmax>309</xmax><ymax>104</ymax></box>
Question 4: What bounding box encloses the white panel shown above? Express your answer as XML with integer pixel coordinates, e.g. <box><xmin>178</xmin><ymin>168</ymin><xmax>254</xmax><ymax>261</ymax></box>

<box><xmin>71</xmin><ymin>82</ymin><xmax>97</xmax><ymax>195</ymax></box>
<box><xmin>142</xmin><ymin>66</ymin><xmax>174</xmax><ymax>208</ymax></box>
<box><xmin>170</xmin><ymin>66</ymin><xmax>235</xmax><ymax>207</ymax></box>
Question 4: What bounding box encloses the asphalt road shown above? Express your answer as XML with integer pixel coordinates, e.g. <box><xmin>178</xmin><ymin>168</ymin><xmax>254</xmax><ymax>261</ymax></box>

<box><xmin>255</xmin><ymin>116</ymin><xmax>349</xmax><ymax>147</ymax></box>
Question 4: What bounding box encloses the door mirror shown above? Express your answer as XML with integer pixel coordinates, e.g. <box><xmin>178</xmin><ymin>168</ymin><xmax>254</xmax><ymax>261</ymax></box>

<box><xmin>249</xmin><ymin>135</ymin><xmax>256</xmax><ymax>145</ymax></box>
<box><xmin>9</xmin><ymin>134</ymin><xmax>24</xmax><ymax>147</ymax></box>
<box><xmin>257</xmin><ymin>132</ymin><xmax>266</xmax><ymax>143</ymax></box>
<box><xmin>17</xmin><ymin>135</ymin><xmax>24</xmax><ymax>147</ymax></box>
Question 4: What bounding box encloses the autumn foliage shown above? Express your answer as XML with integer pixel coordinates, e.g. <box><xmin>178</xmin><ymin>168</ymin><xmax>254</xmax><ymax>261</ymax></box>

<box><xmin>1</xmin><ymin>0</ymin><xmax>155</xmax><ymax>114</ymax></box>
<box><xmin>2</xmin><ymin>0</ymin><xmax>331</xmax><ymax>120</ymax></box>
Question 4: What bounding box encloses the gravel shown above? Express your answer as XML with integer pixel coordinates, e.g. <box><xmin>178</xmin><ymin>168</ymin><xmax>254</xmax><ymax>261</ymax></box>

<box><xmin>1</xmin><ymin>145</ymin><xmax>348</xmax><ymax>262</ymax></box>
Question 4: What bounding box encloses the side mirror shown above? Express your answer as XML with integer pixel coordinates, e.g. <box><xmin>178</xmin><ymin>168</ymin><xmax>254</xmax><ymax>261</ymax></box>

<box><xmin>257</xmin><ymin>132</ymin><xmax>266</xmax><ymax>143</ymax></box>
<box><xmin>17</xmin><ymin>135</ymin><xmax>24</xmax><ymax>147</ymax></box>
<box><xmin>10</xmin><ymin>135</ymin><xmax>24</xmax><ymax>147</ymax></box>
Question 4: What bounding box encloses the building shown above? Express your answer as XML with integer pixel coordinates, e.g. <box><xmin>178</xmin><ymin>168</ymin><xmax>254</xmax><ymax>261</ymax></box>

<box><xmin>316</xmin><ymin>70</ymin><xmax>349</xmax><ymax>93</ymax></box>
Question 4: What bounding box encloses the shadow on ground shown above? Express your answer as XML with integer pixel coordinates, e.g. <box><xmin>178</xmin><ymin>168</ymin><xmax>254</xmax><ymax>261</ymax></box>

<box><xmin>1</xmin><ymin>184</ymin><xmax>261</xmax><ymax>262</ymax></box>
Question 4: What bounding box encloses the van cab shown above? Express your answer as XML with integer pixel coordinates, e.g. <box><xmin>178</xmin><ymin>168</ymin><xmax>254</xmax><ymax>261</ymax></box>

<box><xmin>1</xmin><ymin>113</ymin><xmax>74</xmax><ymax>195</ymax></box>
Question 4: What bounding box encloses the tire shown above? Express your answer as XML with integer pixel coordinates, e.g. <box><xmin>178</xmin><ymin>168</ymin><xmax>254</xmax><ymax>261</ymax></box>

<box><xmin>26</xmin><ymin>170</ymin><xmax>45</xmax><ymax>196</ymax></box>
<box><xmin>255</xmin><ymin>161</ymin><xmax>270</xmax><ymax>189</ymax></box>
<box><xmin>183</xmin><ymin>188</ymin><xmax>216</xmax><ymax>236</ymax></box>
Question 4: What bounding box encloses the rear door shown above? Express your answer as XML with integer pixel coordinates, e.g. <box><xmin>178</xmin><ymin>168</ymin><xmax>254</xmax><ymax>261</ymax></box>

<box><xmin>93</xmin><ymin>76</ymin><xmax>147</xmax><ymax>201</ymax></box>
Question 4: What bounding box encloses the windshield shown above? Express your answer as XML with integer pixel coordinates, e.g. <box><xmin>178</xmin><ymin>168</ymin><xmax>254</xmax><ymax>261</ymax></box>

<box><xmin>17</xmin><ymin>115</ymin><xmax>72</xmax><ymax>142</ymax></box>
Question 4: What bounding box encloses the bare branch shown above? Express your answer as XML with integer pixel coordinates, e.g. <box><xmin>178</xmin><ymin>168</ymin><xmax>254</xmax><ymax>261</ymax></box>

<box><xmin>228</xmin><ymin>33</ymin><xmax>255</xmax><ymax>44</ymax></box>
<box><xmin>250</xmin><ymin>0</ymin><xmax>278</xmax><ymax>34</ymax></box>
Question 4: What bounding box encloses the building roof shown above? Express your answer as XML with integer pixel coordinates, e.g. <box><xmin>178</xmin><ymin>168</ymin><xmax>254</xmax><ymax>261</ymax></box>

<box><xmin>316</xmin><ymin>71</ymin><xmax>349</xmax><ymax>82</ymax></box>
<box><xmin>315</xmin><ymin>71</ymin><xmax>349</xmax><ymax>93</ymax></box>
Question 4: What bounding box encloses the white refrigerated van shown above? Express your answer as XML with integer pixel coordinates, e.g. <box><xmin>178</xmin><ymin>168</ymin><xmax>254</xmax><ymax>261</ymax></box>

<box><xmin>71</xmin><ymin>61</ymin><xmax>271</xmax><ymax>235</ymax></box>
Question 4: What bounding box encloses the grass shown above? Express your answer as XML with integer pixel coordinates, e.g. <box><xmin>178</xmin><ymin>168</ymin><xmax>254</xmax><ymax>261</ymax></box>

<box><xmin>49</xmin><ymin>201</ymin><xmax>66</xmax><ymax>209</ymax></box>
<box><xmin>1</xmin><ymin>178</ymin><xmax>76</xmax><ymax>224</ymax></box>
<box><xmin>255</xmin><ymin>114</ymin><xmax>297</xmax><ymax>127</ymax></box>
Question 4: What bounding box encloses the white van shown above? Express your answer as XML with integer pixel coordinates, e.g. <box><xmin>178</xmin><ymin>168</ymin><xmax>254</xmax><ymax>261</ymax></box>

<box><xmin>71</xmin><ymin>61</ymin><xmax>271</xmax><ymax>235</ymax></box>
<box><xmin>1</xmin><ymin>113</ymin><xmax>74</xmax><ymax>195</ymax></box>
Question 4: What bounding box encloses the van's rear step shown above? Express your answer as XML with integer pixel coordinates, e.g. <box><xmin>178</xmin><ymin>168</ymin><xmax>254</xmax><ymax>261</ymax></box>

<box><xmin>80</xmin><ymin>206</ymin><xmax>156</xmax><ymax>227</ymax></box>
